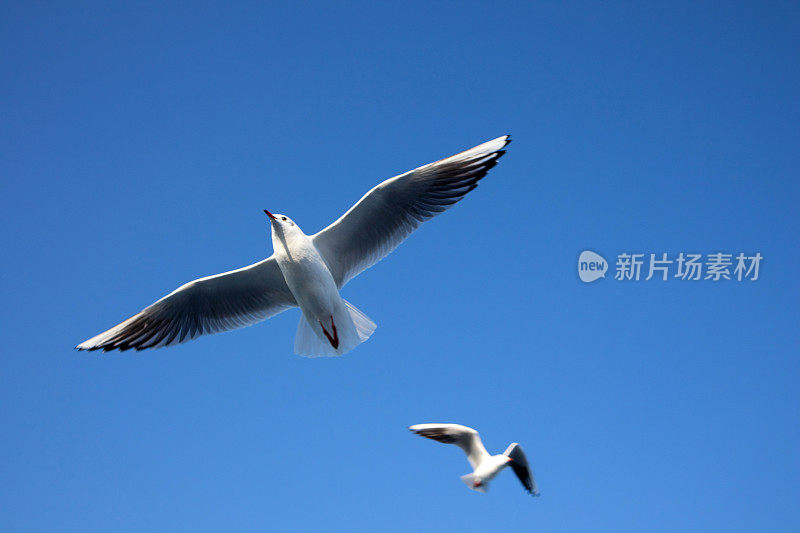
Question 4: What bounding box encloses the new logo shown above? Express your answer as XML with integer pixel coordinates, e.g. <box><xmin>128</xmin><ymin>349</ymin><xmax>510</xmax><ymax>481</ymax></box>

<box><xmin>578</xmin><ymin>250</ymin><xmax>607</xmax><ymax>283</ymax></box>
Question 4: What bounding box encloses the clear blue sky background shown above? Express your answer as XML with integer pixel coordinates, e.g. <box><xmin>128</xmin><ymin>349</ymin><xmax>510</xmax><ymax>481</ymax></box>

<box><xmin>1</xmin><ymin>1</ymin><xmax>798</xmax><ymax>531</ymax></box>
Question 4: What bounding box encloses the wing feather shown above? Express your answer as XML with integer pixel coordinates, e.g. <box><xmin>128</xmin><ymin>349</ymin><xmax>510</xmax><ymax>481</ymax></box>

<box><xmin>504</xmin><ymin>443</ymin><xmax>539</xmax><ymax>496</ymax></box>
<box><xmin>313</xmin><ymin>136</ymin><xmax>511</xmax><ymax>287</ymax></box>
<box><xmin>76</xmin><ymin>256</ymin><xmax>296</xmax><ymax>352</ymax></box>
<box><xmin>410</xmin><ymin>423</ymin><xmax>490</xmax><ymax>470</ymax></box>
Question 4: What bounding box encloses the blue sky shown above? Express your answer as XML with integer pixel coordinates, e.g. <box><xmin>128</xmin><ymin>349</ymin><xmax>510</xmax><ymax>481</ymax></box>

<box><xmin>1</xmin><ymin>1</ymin><xmax>799</xmax><ymax>531</ymax></box>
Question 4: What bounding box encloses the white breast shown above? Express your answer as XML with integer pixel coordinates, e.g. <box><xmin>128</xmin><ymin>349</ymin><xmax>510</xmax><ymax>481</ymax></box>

<box><xmin>273</xmin><ymin>228</ymin><xmax>340</xmax><ymax>317</ymax></box>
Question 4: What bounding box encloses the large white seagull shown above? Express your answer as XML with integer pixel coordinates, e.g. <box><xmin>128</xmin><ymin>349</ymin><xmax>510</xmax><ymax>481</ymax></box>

<box><xmin>77</xmin><ymin>135</ymin><xmax>510</xmax><ymax>356</ymax></box>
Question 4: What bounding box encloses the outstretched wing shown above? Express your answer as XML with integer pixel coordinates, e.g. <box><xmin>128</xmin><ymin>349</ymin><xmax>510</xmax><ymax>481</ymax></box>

<box><xmin>76</xmin><ymin>257</ymin><xmax>297</xmax><ymax>351</ymax></box>
<box><xmin>313</xmin><ymin>135</ymin><xmax>510</xmax><ymax>288</ymax></box>
<box><xmin>410</xmin><ymin>423</ymin><xmax>490</xmax><ymax>470</ymax></box>
<box><xmin>503</xmin><ymin>443</ymin><xmax>539</xmax><ymax>496</ymax></box>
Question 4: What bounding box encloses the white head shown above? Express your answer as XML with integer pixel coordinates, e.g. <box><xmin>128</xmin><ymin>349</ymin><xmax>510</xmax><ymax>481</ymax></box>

<box><xmin>264</xmin><ymin>209</ymin><xmax>304</xmax><ymax>240</ymax></box>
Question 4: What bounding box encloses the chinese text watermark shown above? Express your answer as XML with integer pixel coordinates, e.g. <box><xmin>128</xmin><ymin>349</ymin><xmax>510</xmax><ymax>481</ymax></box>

<box><xmin>579</xmin><ymin>251</ymin><xmax>762</xmax><ymax>283</ymax></box>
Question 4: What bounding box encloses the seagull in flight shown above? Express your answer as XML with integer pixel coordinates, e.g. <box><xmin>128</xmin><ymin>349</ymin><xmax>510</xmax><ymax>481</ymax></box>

<box><xmin>77</xmin><ymin>135</ymin><xmax>511</xmax><ymax>356</ymax></box>
<box><xmin>409</xmin><ymin>423</ymin><xmax>539</xmax><ymax>495</ymax></box>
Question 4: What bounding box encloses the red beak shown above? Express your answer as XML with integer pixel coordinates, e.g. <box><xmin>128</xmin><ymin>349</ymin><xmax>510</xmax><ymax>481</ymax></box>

<box><xmin>263</xmin><ymin>209</ymin><xmax>277</xmax><ymax>220</ymax></box>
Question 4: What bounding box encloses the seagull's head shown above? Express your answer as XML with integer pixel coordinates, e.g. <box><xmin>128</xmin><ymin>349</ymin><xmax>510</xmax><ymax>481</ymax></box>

<box><xmin>264</xmin><ymin>210</ymin><xmax>298</xmax><ymax>227</ymax></box>
<box><xmin>264</xmin><ymin>210</ymin><xmax>304</xmax><ymax>243</ymax></box>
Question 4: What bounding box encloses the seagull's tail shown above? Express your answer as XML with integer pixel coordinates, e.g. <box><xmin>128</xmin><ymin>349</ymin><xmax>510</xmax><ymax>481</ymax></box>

<box><xmin>460</xmin><ymin>473</ymin><xmax>489</xmax><ymax>493</ymax></box>
<box><xmin>293</xmin><ymin>300</ymin><xmax>376</xmax><ymax>357</ymax></box>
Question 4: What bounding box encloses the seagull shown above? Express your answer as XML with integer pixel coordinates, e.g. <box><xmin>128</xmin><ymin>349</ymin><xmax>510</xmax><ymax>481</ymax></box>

<box><xmin>76</xmin><ymin>135</ymin><xmax>511</xmax><ymax>356</ymax></box>
<box><xmin>409</xmin><ymin>423</ymin><xmax>539</xmax><ymax>495</ymax></box>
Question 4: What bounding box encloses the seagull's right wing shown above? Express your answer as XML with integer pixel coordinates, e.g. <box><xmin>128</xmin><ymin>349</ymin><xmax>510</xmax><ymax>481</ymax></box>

<box><xmin>76</xmin><ymin>257</ymin><xmax>297</xmax><ymax>351</ymax></box>
<box><xmin>313</xmin><ymin>136</ymin><xmax>510</xmax><ymax>288</ymax></box>
<box><xmin>410</xmin><ymin>423</ymin><xmax>490</xmax><ymax>470</ymax></box>
<box><xmin>503</xmin><ymin>442</ymin><xmax>539</xmax><ymax>496</ymax></box>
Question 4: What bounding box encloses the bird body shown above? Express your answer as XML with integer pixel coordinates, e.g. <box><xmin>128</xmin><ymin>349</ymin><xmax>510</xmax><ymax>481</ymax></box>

<box><xmin>76</xmin><ymin>135</ymin><xmax>510</xmax><ymax>356</ymax></box>
<box><xmin>410</xmin><ymin>423</ymin><xmax>539</xmax><ymax>495</ymax></box>
<box><xmin>267</xmin><ymin>210</ymin><xmax>375</xmax><ymax>356</ymax></box>
<box><xmin>461</xmin><ymin>454</ymin><xmax>514</xmax><ymax>493</ymax></box>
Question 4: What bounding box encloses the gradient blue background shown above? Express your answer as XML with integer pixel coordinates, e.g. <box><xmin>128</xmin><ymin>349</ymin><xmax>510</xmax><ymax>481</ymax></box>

<box><xmin>2</xmin><ymin>1</ymin><xmax>798</xmax><ymax>531</ymax></box>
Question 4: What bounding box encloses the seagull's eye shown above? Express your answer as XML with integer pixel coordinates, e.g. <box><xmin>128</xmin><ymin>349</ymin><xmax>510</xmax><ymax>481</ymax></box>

<box><xmin>281</xmin><ymin>217</ymin><xmax>287</xmax><ymax>221</ymax></box>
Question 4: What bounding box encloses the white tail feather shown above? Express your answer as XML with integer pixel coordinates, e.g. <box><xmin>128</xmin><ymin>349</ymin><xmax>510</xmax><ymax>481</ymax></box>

<box><xmin>344</xmin><ymin>300</ymin><xmax>377</xmax><ymax>342</ymax></box>
<box><xmin>460</xmin><ymin>473</ymin><xmax>488</xmax><ymax>493</ymax></box>
<box><xmin>294</xmin><ymin>317</ymin><xmax>337</xmax><ymax>357</ymax></box>
<box><xmin>293</xmin><ymin>300</ymin><xmax>376</xmax><ymax>357</ymax></box>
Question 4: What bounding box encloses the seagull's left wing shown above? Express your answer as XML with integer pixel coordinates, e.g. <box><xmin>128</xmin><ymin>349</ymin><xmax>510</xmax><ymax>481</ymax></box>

<box><xmin>503</xmin><ymin>443</ymin><xmax>539</xmax><ymax>496</ymax></box>
<box><xmin>76</xmin><ymin>257</ymin><xmax>297</xmax><ymax>351</ymax></box>
<box><xmin>410</xmin><ymin>423</ymin><xmax>490</xmax><ymax>470</ymax></box>
<box><xmin>312</xmin><ymin>135</ymin><xmax>510</xmax><ymax>288</ymax></box>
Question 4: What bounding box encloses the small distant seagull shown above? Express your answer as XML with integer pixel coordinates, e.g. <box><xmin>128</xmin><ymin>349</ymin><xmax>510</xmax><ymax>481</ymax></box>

<box><xmin>77</xmin><ymin>136</ymin><xmax>510</xmax><ymax>356</ymax></box>
<box><xmin>409</xmin><ymin>423</ymin><xmax>539</xmax><ymax>495</ymax></box>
